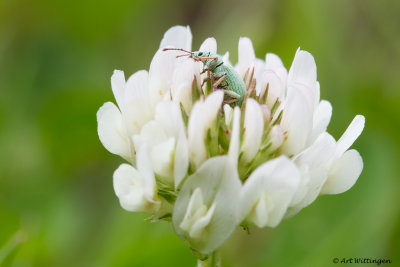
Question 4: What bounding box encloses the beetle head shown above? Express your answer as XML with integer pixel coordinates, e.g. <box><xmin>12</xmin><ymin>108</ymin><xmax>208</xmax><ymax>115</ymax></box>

<box><xmin>162</xmin><ymin>48</ymin><xmax>216</xmax><ymax>62</ymax></box>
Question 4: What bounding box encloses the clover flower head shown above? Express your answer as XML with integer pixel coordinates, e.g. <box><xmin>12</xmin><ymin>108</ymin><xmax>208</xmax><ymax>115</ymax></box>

<box><xmin>97</xmin><ymin>25</ymin><xmax>365</xmax><ymax>258</ymax></box>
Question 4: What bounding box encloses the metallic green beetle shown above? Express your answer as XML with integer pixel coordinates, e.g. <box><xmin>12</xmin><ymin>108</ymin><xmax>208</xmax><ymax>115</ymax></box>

<box><xmin>163</xmin><ymin>48</ymin><xmax>246</xmax><ymax>106</ymax></box>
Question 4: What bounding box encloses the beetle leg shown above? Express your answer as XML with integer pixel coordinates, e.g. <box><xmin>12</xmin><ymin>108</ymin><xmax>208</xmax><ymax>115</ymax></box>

<box><xmin>201</xmin><ymin>67</ymin><xmax>209</xmax><ymax>74</ymax></box>
<box><xmin>201</xmin><ymin>76</ymin><xmax>211</xmax><ymax>87</ymax></box>
<box><xmin>224</xmin><ymin>98</ymin><xmax>239</xmax><ymax>104</ymax></box>
<box><xmin>223</xmin><ymin>90</ymin><xmax>241</xmax><ymax>100</ymax></box>
<box><xmin>222</xmin><ymin>90</ymin><xmax>241</xmax><ymax>105</ymax></box>
<box><xmin>212</xmin><ymin>72</ymin><xmax>227</xmax><ymax>89</ymax></box>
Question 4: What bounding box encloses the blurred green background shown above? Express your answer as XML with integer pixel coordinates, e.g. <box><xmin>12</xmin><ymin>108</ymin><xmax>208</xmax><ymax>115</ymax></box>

<box><xmin>1</xmin><ymin>0</ymin><xmax>399</xmax><ymax>266</ymax></box>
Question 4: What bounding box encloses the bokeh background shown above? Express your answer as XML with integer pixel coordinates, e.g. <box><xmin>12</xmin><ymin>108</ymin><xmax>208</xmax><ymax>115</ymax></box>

<box><xmin>1</xmin><ymin>0</ymin><xmax>399</xmax><ymax>266</ymax></box>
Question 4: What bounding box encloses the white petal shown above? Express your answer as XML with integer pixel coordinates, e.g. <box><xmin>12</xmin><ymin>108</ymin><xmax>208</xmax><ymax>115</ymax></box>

<box><xmin>189</xmin><ymin>203</ymin><xmax>216</xmax><ymax>239</ymax></box>
<box><xmin>253</xmin><ymin>59</ymin><xmax>265</xmax><ymax>85</ymax></box>
<box><xmin>123</xmin><ymin>70</ymin><xmax>153</xmax><ymax>135</ymax></box>
<box><xmin>171</xmin><ymin>59</ymin><xmax>200</xmax><ymax>113</ymax></box>
<box><xmin>334</xmin><ymin>115</ymin><xmax>365</xmax><ymax>159</ymax></box>
<box><xmin>266</xmin><ymin>125</ymin><xmax>284</xmax><ymax>152</ymax></box>
<box><xmin>265</xmin><ymin>53</ymin><xmax>288</xmax><ymax>89</ymax></box>
<box><xmin>174</xmin><ymin>128</ymin><xmax>189</xmax><ymax>189</ymax></box>
<box><xmin>284</xmin><ymin>206</ymin><xmax>302</xmax><ymax>219</ymax></box>
<box><xmin>286</xmin><ymin>49</ymin><xmax>317</xmax><ymax>111</ymax></box>
<box><xmin>155</xmin><ymin>101</ymin><xmax>184</xmax><ymax>139</ymax></box>
<box><xmin>222</xmin><ymin>51</ymin><xmax>230</xmax><ymax>65</ymax></box>
<box><xmin>223</xmin><ymin>104</ymin><xmax>233</xmax><ymax>126</ymax></box>
<box><xmin>255</xmin><ymin>70</ymin><xmax>268</xmax><ymax>97</ymax></box>
<box><xmin>179</xmin><ymin>188</ymin><xmax>206</xmax><ymax>234</ymax></box>
<box><xmin>113</xmin><ymin>163</ymin><xmax>160</xmax><ymax>213</ymax></box>
<box><xmin>148</xmin><ymin>49</ymin><xmax>176</xmax><ymax>107</ymax></box>
<box><xmin>188</xmin><ymin>91</ymin><xmax>224</xmax><ymax>169</ymax></box>
<box><xmin>124</xmin><ymin>70</ymin><xmax>149</xmax><ymax>103</ymax></box>
<box><xmin>173</xmin><ymin>156</ymin><xmax>241</xmax><ymax>254</ymax></box>
<box><xmin>290</xmin><ymin>83</ymin><xmax>316</xmax><ymax>112</ymax></box>
<box><xmin>294</xmin><ymin>167</ymin><xmax>328</xmax><ymax>209</ymax></box>
<box><xmin>288</xmin><ymin>48</ymin><xmax>317</xmax><ymax>91</ymax></box>
<box><xmin>295</xmin><ymin>132</ymin><xmax>336</xmax><ymax>168</ymax></box>
<box><xmin>97</xmin><ymin>102</ymin><xmax>131</xmax><ymax>159</ymax></box>
<box><xmin>287</xmin><ymin>165</ymin><xmax>308</xmax><ymax>209</ymax></box>
<box><xmin>265</xmin><ymin>53</ymin><xmax>284</xmax><ymax>69</ymax></box>
<box><xmin>321</xmin><ymin>149</ymin><xmax>363</xmax><ymax>195</ymax></box>
<box><xmin>132</xmin><ymin>120</ymin><xmax>167</xmax><ymax>148</ymax></box>
<box><xmin>154</xmin><ymin>102</ymin><xmax>188</xmax><ymax>187</ymax></box>
<box><xmin>199</xmin><ymin>37</ymin><xmax>217</xmax><ymax>53</ymax></box>
<box><xmin>229</xmin><ymin>107</ymin><xmax>241</xmax><ymax>164</ymax></box>
<box><xmin>290</xmin><ymin>133</ymin><xmax>336</xmax><ymax>206</ymax></box>
<box><xmin>260</xmin><ymin>104</ymin><xmax>271</xmax><ymax>123</ymax></box>
<box><xmin>203</xmin><ymin>90</ymin><xmax>224</xmax><ymax>126</ymax></box>
<box><xmin>113</xmin><ymin>164</ymin><xmax>146</xmax><ymax>212</ymax></box>
<box><xmin>179</xmin><ymin>188</ymin><xmax>216</xmax><ymax>239</ymax></box>
<box><xmin>239</xmin><ymin>156</ymin><xmax>300</xmax><ymax>227</ymax></box>
<box><xmin>151</xmin><ymin>137</ymin><xmax>176</xmax><ymax>180</ymax></box>
<box><xmin>314</xmin><ymin>81</ymin><xmax>321</xmax><ymax>109</ymax></box>
<box><xmin>240</xmin><ymin>99</ymin><xmax>264</xmax><ymax>163</ymax></box>
<box><xmin>256</xmin><ymin>70</ymin><xmax>285</xmax><ymax>108</ymax></box>
<box><xmin>280</xmin><ymin>86</ymin><xmax>313</xmax><ymax>156</ymax></box>
<box><xmin>247</xmin><ymin>193</ymin><xmax>269</xmax><ymax>228</ymax></box>
<box><xmin>172</xmin><ymin>82</ymin><xmax>193</xmax><ymax>113</ymax></box>
<box><xmin>307</xmin><ymin>100</ymin><xmax>332</xmax><ymax>146</ymax></box>
<box><xmin>136</xmin><ymin>143</ymin><xmax>157</xmax><ymax>198</ymax></box>
<box><xmin>160</xmin><ymin>25</ymin><xmax>192</xmax><ymax>51</ymax></box>
<box><xmin>113</xmin><ymin>164</ymin><xmax>139</xmax><ymax>198</ymax></box>
<box><xmin>187</xmin><ymin>103</ymin><xmax>207</xmax><ymax>169</ymax></box>
<box><xmin>238</xmin><ymin>37</ymin><xmax>255</xmax><ymax>78</ymax></box>
<box><xmin>111</xmin><ymin>70</ymin><xmax>125</xmax><ymax>109</ymax></box>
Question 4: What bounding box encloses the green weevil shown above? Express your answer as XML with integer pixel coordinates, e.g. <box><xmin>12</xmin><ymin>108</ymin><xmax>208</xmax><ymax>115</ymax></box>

<box><xmin>163</xmin><ymin>48</ymin><xmax>246</xmax><ymax>106</ymax></box>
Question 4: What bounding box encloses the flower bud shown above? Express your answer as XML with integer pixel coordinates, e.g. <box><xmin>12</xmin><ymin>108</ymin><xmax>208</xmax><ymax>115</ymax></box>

<box><xmin>266</xmin><ymin>125</ymin><xmax>284</xmax><ymax>152</ymax></box>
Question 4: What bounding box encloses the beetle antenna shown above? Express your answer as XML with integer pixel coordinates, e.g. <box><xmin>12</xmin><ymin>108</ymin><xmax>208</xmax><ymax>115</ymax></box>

<box><xmin>176</xmin><ymin>54</ymin><xmax>189</xmax><ymax>58</ymax></box>
<box><xmin>199</xmin><ymin>57</ymin><xmax>217</xmax><ymax>61</ymax></box>
<box><xmin>162</xmin><ymin>48</ymin><xmax>192</xmax><ymax>54</ymax></box>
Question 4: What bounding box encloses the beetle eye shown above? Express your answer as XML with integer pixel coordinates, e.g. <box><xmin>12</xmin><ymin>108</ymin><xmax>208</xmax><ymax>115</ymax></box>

<box><xmin>198</xmin><ymin>52</ymin><xmax>203</xmax><ymax>56</ymax></box>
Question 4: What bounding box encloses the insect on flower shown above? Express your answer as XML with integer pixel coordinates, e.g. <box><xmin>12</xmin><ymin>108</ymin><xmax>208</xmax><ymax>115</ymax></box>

<box><xmin>163</xmin><ymin>48</ymin><xmax>246</xmax><ymax>106</ymax></box>
<box><xmin>98</xmin><ymin>26</ymin><xmax>366</xmax><ymax>265</ymax></box>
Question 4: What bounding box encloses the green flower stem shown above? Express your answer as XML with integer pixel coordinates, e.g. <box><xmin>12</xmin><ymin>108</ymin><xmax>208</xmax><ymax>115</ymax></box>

<box><xmin>197</xmin><ymin>251</ymin><xmax>221</xmax><ymax>267</ymax></box>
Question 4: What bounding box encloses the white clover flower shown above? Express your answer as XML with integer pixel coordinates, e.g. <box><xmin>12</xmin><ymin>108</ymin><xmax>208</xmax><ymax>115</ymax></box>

<box><xmin>97</xmin><ymin>25</ymin><xmax>365</xmax><ymax>262</ymax></box>
<box><xmin>113</xmin><ymin>144</ymin><xmax>161</xmax><ymax>213</ymax></box>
